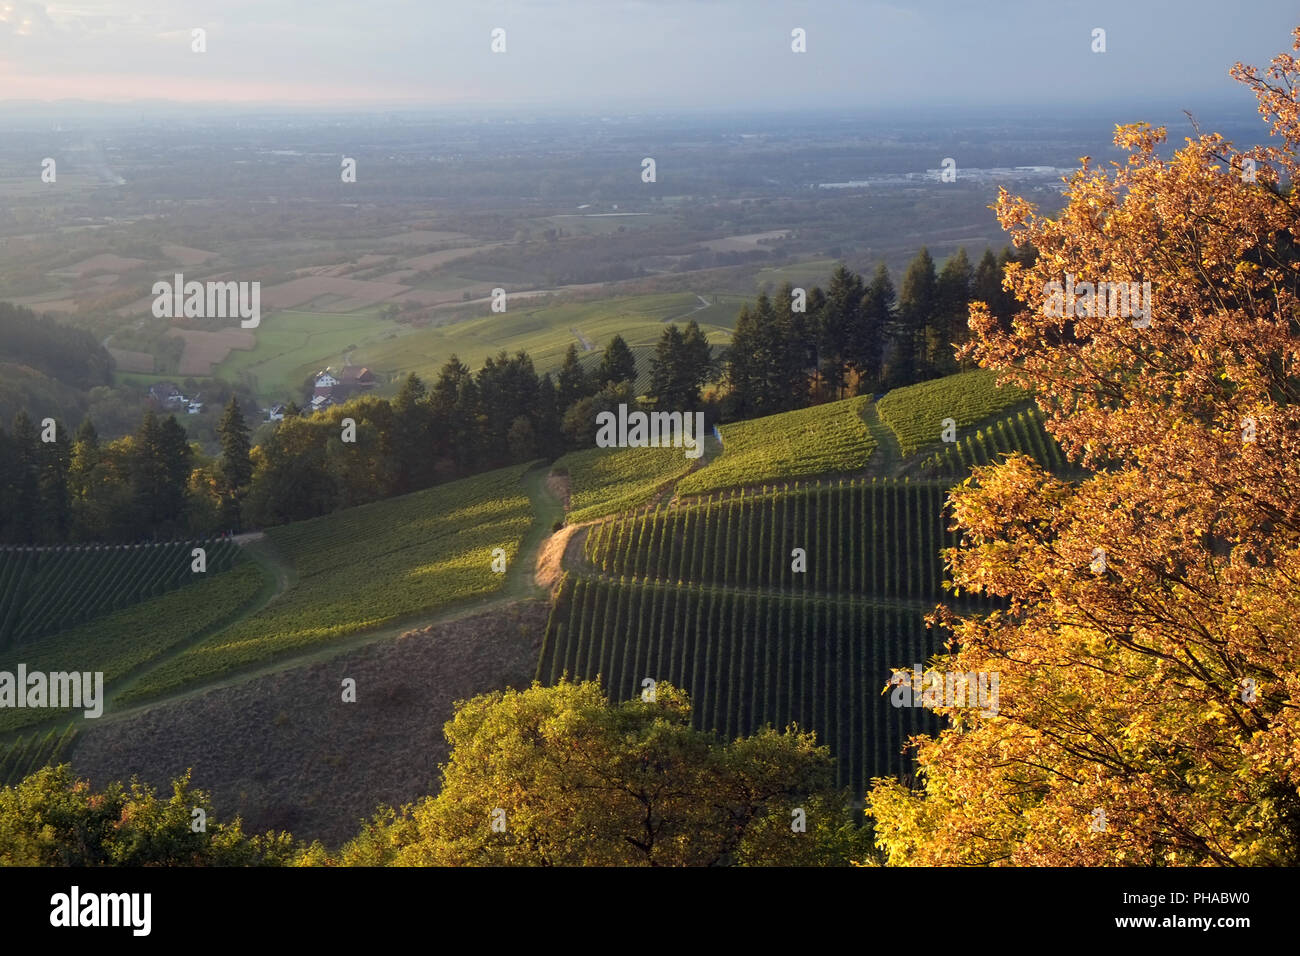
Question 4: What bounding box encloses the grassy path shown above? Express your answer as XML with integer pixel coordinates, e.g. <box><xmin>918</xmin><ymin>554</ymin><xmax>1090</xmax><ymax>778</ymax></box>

<box><xmin>861</xmin><ymin>402</ymin><xmax>903</xmax><ymax>477</ymax></box>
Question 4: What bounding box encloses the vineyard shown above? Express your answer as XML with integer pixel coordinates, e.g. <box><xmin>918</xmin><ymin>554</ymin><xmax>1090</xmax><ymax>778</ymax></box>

<box><xmin>0</xmin><ymin>539</ymin><xmax>242</xmax><ymax>647</ymax></box>
<box><xmin>0</xmin><ymin>562</ymin><xmax>267</xmax><ymax>733</ymax></box>
<box><xmin>538</xmin><ymin>475</ymin><xmax>1003</xmax><ymax>796</ymax></box>
<box><xmin>876</xmin><ymin>369</ymin><xmax>1028</xmax><ymax>457</ymax></box>
<box><xmin>919</xmin><ymin>406</ymin><xmax>1071</xmax><ymax>478</ymax></box>
<box><xmin>583</xmin><ymin>479</ymin><xmax>974</xmax><ymax>604</ymax></box>
<box><xmin>674</xmin><ymin>394</ymin><xmax>875</xmax><ymax>496</ymax></box>
<box><xmin>118</xmin><ymin>462</ymin><xmax>537</xmax><ymax>703</ymax></box>
<box><xmin>538</xmin><ymin>575</ymin><xmax>941</xmax><ymax>795</ymax></box>
<box><xmin>0</xmin><ymin>724</ymin><xmax>77</xmax><ymax>787</ymax></box>
<box><xmin>554</xmin><ymin>444</ymin><xmax>699</xmax><ymax>524</ymax></box>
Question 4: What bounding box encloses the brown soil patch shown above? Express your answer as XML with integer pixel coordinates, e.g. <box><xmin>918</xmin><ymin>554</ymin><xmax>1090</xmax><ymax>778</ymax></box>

<box><xmin>107</xmin><ymin>347</ymin><xmax>154</xmax><ymax>373</ymax></box>
<box><xmin>160</xmin><ymin>244</ymin><xmax>217</xmax><ymax>266</ymax></box>
<box><xmin>399</xmin><ymin>243</ymin><xmax>498</xmax><ymax>271</ymax></box>
<box><xmin>259</xmin><ymin>276</ymin><xmax>412</xmax><ymax>310</ymax></box>
<box><xmin>166</xmin><ymin>327</ymin><xmax>256</xmax><ymax>376</ymax></box>
<box><xmin>50</xmin><ymin>253</ymin><xmax>149</xmax><ymax>277</ymax></box>
<box><xmin>71</xmin><ymin>600</ymin><xmax>548</xmax><ymax>849</ymax></box>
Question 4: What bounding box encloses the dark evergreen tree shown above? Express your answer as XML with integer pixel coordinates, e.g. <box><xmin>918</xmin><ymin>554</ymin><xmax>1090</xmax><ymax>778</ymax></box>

<box><xmin>889</xmin><ymin>247</ymin><xmax>938</xmax><ymax>387</ymax></box>
<box><xmin>596</xmin><ymin>335</ymin><xmax>637</xmax><ymax>390</ymax></box>
<box><xmin>557</xmin><ymin>343</ymin><xmax>595</xmax><ymax>411</ymax></box>
<box><xmin>36</xmin><ymin>418</ymin><xmax>71</xmax><ymax>542</ymax></box>
<box><xmin>216</xmin><ymin>397</ymin><xmax>253</xmax><ymax>530</ymax></box>
<box><xmin>858</xmin><ymin>264</ymin><xmax>895</xmax><ymax>394</ymax></box>
<box><xmin>933</xmin><ymin>248</ymin><xmax>973</xmax><ymax>375</ymax></box>
<box><xmin>817</xmin><ymin>266</ymin><xmax>863</xmax><ymax>400</ymax></box>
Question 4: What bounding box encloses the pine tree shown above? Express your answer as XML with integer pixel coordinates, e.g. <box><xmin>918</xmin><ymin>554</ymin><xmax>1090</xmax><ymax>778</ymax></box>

<box><xmin>889</xmin><ymin>247</ymin><xmax>938</xmax><ymax>387</ymax></box>
<box><xmin>933</xmin><ymin>247</ymin><xmax>973</xmax><ymax>374</ymax></box>
<box><xmin>557</xmin><ymin>343</ymin><xmax>594</xmax><ymax>410</ymax></box>
<box><xmin>818</xmin><ymin>265</ymin><xmax>864</xmax><ymax>400</ymax></box>
<box><xmin>217</xmin><ymin>398</ymin><xmax>253</xmax><ymax>530</ymax></box>
<box><xmin>597</xmin><ymin>335</ymin><xmax>637</xmax><ymax>389</ymax></box>
<box><xmin>858</xmin><ymin>264</ymin><xmax>895</xmax><ymax>394</ymax></box>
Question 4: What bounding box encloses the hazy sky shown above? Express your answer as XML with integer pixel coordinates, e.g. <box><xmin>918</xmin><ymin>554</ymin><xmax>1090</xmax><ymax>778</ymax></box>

<box><xmin>0</xmin><ymin>0</ymin><xmax>1295</xmax><ymax>111</ymax></box>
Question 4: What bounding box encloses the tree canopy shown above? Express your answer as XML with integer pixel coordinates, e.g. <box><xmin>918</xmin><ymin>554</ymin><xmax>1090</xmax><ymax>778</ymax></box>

<box><xmin>334</xmin><ymin>680</ymin><xmax>871</xmax><ymax>866</ymax></box>
<box><xmin>868</xmin><ymin>29</ymin><xmax>1300</xmax><ymax>866</ymax></box>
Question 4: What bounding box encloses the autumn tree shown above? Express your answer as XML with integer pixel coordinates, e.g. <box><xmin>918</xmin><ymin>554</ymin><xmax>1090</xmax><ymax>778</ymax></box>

<box><xmin>333</xmin><ymin>680</ymin><xmax>870</xmax><ymax>866</ymax></box>
<box><xmin>868</xmin><ymin>29</ymin><xmax>1300</xmax><ymax>866</ymax></box>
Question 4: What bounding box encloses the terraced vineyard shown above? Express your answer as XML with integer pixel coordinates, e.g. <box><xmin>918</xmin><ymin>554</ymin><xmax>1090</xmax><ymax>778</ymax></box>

<box><xmin>0</xmin><ymin>724</ymin><xmax>77</xmax><ymax>787</ymax></box>
<box><xmin>876</xmin><ymin>369</ymin><xmax>1027</xmax><ymax>457</ymax></box>
<box><xmin>584</xmin><ymin>479</ymin><xmax>967</xmax><ymax>603</ymax></box>
<box><xmin>539</xmin><ymin>576</ymin><xmax>940</xmax><ymax>794</ymax></box>
<box><xmin>0</xmin><ymin>562</ymin><xmax>267</xmax><ymax>733</ymax></box>
<box><xmin>0</xmin><ymin>539</ymin><xmax>242</xmax><ymax>646</ymax></box>
<box><xmin>674</xmin><ymin>395</ymin><xmax>875</xmax><ymax>496</ymax></box>
<box><xmin>119</xmin><ymin>462</ymin><xmax>538</xmax><ymax>703</ymax></box>
<box><xmin>919</xmin><ymin>407</ymin><xmax>1071</xmax><ymax>478</ymax></box>
<box><xmin>543</xmin><ymin>478</ymin><xmax>996</xmax><ymax>795</ymax></box>
<box><xmin>554</xmin><ymin>444</ymin><xmax>699</xmax><ymax>524</ymax></box>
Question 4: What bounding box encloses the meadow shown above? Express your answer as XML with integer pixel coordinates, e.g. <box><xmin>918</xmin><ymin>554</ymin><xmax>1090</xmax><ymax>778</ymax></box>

<box><xmin>117</xmin><ymin>463</ymin><xmax>537</xmax><ymax>703</ymax></box>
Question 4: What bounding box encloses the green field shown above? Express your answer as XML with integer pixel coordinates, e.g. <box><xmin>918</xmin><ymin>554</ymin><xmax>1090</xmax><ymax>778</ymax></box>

<box><xmin>554</xmin><ymin>445</ymin><xmax>701</xmax><ymax>524</ymax></box>
<box><xmin>214</xmin><ymin>309</ymin><xmax>406</xmax><ymax>399</ymax></box>
<box><xmin>210</xmin><ymin>293</ymin><xmax>743</xmax><ymax>403</ymax></box>
<box><xmin>118</xmin><ymin>463</ymin><xmax>537</xmax><ymax>703</ymax></box>
<box><xmin>875</xmin><ymin>369</ymin><xmax>1028</xmax><ymax>457</ymax></box>
<box><xmin>675</xmin><ymin>396</ymin><xmax>876</xmax><ymax>496</ymax></box>
<box><xmin>583</xmin><ymin>479</ymin><xmax>966</xmax><ymax>604</ymax></box>
<box><xmin>541</xmin><ymin>473</ymin><xmax>1009</xmax><ymax>796</ymax></box>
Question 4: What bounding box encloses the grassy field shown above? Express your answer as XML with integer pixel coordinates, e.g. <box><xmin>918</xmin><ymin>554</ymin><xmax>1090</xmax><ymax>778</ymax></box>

<box><xmin>753</xmin><ymin>258</ymin><xmax>841</xmax><ymax>289</ymax></box>
<box><xmin>582</xmin><ymin>479</ymin><xmax>967</xmax><ymax>603</ymax></box>
<box><xmin>117</xmin><ymin>463</ymin><xmax>537</xmax><ymax>703</ymax></box>
<box><xmin>875</xmin><ymin>369</ymin><xmax>1028</xmax><ymax>457</ymax></box>
<box><xmin>675</xmin><ymin>395</ymin><xmax>875</xmax><ymax>496</ymax></box>
<box><xmin>553</xmin><ymin>445</ymin><xmax>701</xmax><ymax>524</ymax></box>
<box><xmin>213</xmin><ymin>308</ymin><xmax>407</xmax><ymax>399</ymax></box>
<box><xmin>207</xmin><ymin>292</ymin><xmax>744</xmax><ymax>402</ymax></box>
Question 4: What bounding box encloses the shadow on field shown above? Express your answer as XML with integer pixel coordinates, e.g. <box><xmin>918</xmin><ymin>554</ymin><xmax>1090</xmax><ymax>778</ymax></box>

<box><xmin>70</xmin><ymin>600</ymin><xmax>548</xmax><ymax>849</ymax></box>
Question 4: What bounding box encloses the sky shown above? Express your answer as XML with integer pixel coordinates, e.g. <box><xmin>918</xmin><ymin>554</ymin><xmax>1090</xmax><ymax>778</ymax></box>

<box><xmin>0</xmin><ymin>0</ymin><xmax>1295</xmax><ymax>112</ymax></box>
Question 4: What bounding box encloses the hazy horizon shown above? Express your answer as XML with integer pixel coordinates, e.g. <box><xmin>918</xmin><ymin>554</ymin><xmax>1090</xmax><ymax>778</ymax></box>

<box><xmin>0</xmin><ymin>0</ymin><xmax>1293</xmax><ymax>113</ymax></box>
